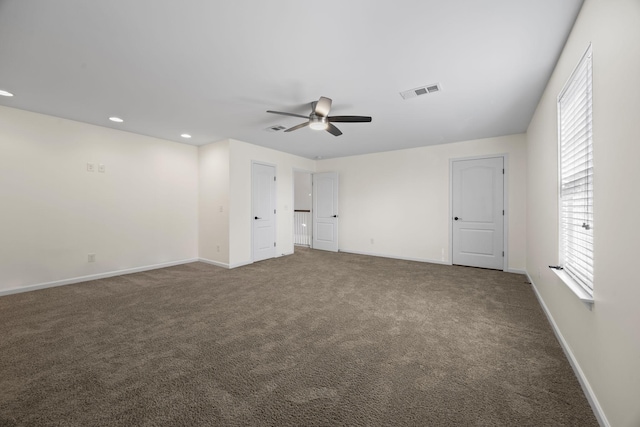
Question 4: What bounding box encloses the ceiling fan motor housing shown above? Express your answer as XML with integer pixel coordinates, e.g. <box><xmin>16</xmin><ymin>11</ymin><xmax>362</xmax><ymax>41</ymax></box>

<box><xmin>309</xmin><ymin>115</ymin><xmax>328</xmax><ymax>130</ymax></box>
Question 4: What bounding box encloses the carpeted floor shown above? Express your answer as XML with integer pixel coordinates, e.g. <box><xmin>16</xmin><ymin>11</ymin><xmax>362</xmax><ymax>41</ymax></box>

<box><xmin>0</xmin><ymin>248</ymin><xmax>598</xmax><ymax>426</ymax></box>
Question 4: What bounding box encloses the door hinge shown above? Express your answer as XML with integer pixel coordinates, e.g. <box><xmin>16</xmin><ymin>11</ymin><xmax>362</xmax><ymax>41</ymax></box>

<box><xmin>502</xmin><ymin>251</ymin><xmax>504</xmax><ymax>257</ymax></box>
<box><xmin>502</xmin><ymin>168</ymin><xmax>504</xmax><ymax>174</ymax></box>
<box><xmin>274</xmin><ymin>176</ymin><xmax>276</xmax><ymax>181</ymax></box>
<box><xmin>502</xmin><ymin>210</ymin><xmax>504</xmax><ymax>215</ymax></box>
<box><xmin>274</xmin><ymin>209</ymin><xmax>276</xmax><ymax>214</ymax></box>
<box><xmin>274</xmin><ymin>242</ymin><xmax>276</xmax><ymax>247</ymax></box>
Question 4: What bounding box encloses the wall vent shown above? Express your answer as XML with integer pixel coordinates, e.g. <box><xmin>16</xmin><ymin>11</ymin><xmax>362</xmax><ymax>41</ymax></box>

<box><xmin>264</xmin><ymin>125</ymin><xmax>286</xmax><ymax>132</ymax></box>
<box><xmin>400</xmin><ymin>83</ymin><xmax>441</xmax><ymax>100</ymax></box>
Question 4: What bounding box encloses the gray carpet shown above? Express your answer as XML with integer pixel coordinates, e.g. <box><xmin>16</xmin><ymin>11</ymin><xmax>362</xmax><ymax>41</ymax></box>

<box><xmin>0</xmin><ymin>248</ymin><xmax>598</xmax><ymax>426</ymax></box>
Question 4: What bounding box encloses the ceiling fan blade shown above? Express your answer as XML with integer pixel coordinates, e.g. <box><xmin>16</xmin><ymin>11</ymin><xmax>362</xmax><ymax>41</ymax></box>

<box><xmin>327</xmin><ymin>115</ymin><xmax>372</xmax><ymax>123</ymax></box>
<box><xmin>314</xmin><ymin>97</ymin><xmax>332</xmax><ymax>117</ymax></box>
<box><xmin>266</xmin><ymin>110</ymin><xmax>309</xmax><ymax>119</ymax></box>
<box><xmin>284</xmin><ymin>122</ymin><xmax>310</xmax><ymax>132</ymax></box>
<box><xmin>326</xmin><ymin>123</ymin><xmax>343</xmax><ymax>137</ymax></box>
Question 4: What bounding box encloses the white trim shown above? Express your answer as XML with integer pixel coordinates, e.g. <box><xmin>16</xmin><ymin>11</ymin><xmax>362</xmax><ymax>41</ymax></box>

<box><xmin>200</xmin><ymin>258</ymin><xmax>254</xmax><ymax>269</ymax></box>
<box><xmin>449</xmin><ymin>154</ymin><xmax>509</xmax><ymax>271</ymax></box>
<box><xmin>505</xmin><ymin>268</ymin><xmax>527</xmax><ymax>275</ymax></box>
<box><xmin>550</xmin><ymin>268</ymin><xmax>594</xmax><ymax>305</ymax></box>
<box><xmin>527</xmin><ymin>273</ymin><xmax>609</xmax><ymax>427</ymax></box>
<box><xmin>339</xmin><ymin>249</ymin><xmax>450</xmax><ymax>266</ymax></box>
<box><xmin>198</xmin><ymin>258</ymin><xmax>230</xmax><ymax>269</ymax></box>
<box><xmin>0</xmin><ymin>258</ymin><xmax>198</xmax><ymax>297</ymax></box>
<box><xmin>229</xmin><ymin>260</ymin><xmax>253</xmax><ymax>269</ymax></box>
<box><xmin>198</xmin><ymin>252</ymin><xmax>293</xmax><ymax>270</ymax></box>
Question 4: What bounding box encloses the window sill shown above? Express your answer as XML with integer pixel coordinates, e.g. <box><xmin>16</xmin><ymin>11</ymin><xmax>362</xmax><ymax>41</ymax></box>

<box><xmin>551</xmin><ymin>268</ymin><xmax>594</xmax><ymax>306</ymax></box>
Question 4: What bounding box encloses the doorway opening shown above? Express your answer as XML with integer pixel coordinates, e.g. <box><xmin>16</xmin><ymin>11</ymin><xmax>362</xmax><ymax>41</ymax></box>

<box><xmin>293</xmin><ymin>170</ymin><xmax>312</xmax><ymax>249</ymax></box>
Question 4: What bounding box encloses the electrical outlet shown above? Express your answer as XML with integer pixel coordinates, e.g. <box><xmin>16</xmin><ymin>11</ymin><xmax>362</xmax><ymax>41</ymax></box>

<box><xmin>88</xmin><ymin>253</ymin><xmax>96</xmax><ymax>262</ymax></box>
<box><xmin>216</xmin><ymin>245</ymin><xmax>220</xmax><ymax>252</ymax></box>
<box><xmin>370</xmin><ymin>238</ymin><xmax>374</xmax><ymax>244</ymax></box>
<box><xmin>98</xmin><ymin>164</ymin><xmax>106</xmax><ymax>173</ymax></box>
<box><xmin>87</xmin><ymin>162</ymin><xmax>95</xmax><ymax>172</ymax></box>
<box><xmin>219</xmin><ymin>206</ymin><xmax>223</xmax><ymax>213</ymax></box>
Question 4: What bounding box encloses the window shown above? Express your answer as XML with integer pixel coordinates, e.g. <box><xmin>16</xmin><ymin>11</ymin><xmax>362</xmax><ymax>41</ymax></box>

<box><xmin>557</xmin><ymin>44</ymin><xmax>594</xmax><ymax>299</ymax></box>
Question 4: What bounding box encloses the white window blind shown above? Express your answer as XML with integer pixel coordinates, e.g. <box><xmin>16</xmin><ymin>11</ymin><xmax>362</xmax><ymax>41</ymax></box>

<box><xmin>558</xmin><ymin>44</ymin><xmax>594</xmax><ymax>294</ymax></box>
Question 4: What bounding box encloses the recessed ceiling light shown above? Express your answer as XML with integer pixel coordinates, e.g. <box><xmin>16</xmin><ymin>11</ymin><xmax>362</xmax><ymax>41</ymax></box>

<box><xmin>180</xmin><ymin>134</ymin><xmax>192</xmax><ymax>139</ymax></box>
<box><xmin>0</xmin><ymin>89</ymin><xmax>14</xmax><ymax>97</ymax></box>
<box><xmin>109</xmin><ymin>117</ymin><xmax>124</xmax><ymax>123</ymax></box>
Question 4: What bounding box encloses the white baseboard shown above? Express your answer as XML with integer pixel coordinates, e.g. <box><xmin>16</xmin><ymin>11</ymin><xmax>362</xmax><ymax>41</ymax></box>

<box><xmin>199</xmin><ymin>254</ymin><xmax>293</xmax><ymax>270</ymax></box>
<box><xmin>338</xmin><ymin>249</ymin><xmax>450</xmax><ymax>266</ymax></box>
<box><xmin>527</xmin><ymin>273</ymin><xmax>609</xmax><ymax>427</ymax></box>
<box><xmin>229</xmin><ymin>260</ymin><xmax>253</xmax><ymax>269</ymax></box>
<box><xmin>0</xmin><ymin>258</ymin><xmax>199</xmax><ymax>297</ymax></box>
<box><xmin>339</xmin><ymin>250</ymin><xmax>526</xmax><ymax>274</ymax></box>
<box><xmin>198</xmin><ymin>258</ymin><xmax>256</xmax><ymax>269</ymax></box>
<box><xmin>198</xmin><ymin>258</ymin><xmax>230</xmax><ymax>269</ymax></box>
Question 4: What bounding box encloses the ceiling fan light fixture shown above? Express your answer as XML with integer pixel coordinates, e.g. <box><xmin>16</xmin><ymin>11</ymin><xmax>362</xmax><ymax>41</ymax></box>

<box><xmin>266</xmin><ymin>96</ymin><xmax>370</xmax><ymax>137</ymax></box>
<box><xmin>309</xmin><ymin>116</ymin><xmax>328</xmax><ymax>130</ymax></box>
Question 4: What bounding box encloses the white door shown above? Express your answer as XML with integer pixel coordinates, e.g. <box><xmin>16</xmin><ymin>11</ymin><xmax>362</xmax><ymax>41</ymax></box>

<box><xmin>452</xmin><ymin>157</ymin><xmax>504</xmax><ymax>270</ymax></box>
<box><xmin>312</xmin><ymin>172</ymin><xmax>338</xmax><ymax>252</ymax></box>
<box><xmin>252</xmin><ymin>162</ymin><xmax>276</xmax><ymax>262</ymax></box>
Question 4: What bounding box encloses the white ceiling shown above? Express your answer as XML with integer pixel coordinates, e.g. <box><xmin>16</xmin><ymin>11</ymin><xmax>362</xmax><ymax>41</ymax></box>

<box><xmin>0</xmin><ymin>0</ymin><xmax>583</xmax><ymax>159</ymax></box>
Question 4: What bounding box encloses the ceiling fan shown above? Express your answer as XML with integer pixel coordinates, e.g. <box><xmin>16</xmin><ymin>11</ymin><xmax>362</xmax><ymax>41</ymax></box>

<box><xmin>267</xmin><ymin>96</ymin><xmax>371</xmax><ymax>136</ymax></box>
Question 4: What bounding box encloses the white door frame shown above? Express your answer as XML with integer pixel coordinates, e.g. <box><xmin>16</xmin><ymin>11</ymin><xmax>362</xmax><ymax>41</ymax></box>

<box><xmin>251</xmin><ymin>160</ymin><xmax>277</xmax><ymax>262</ymax></box>
<box><xmin>449</xmin><ymin>154</ymin><xmax>509</xmax><ymax>271</ymax></box>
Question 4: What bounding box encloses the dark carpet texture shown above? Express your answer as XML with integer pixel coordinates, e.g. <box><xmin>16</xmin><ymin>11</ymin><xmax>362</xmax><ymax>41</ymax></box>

<box><xmin>0</xmin><ymin>248</ymin><xmax>598</xmax><ymax>426</ymax></box>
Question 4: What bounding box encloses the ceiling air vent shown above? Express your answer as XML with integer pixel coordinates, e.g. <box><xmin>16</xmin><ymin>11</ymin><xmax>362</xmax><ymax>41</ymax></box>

<box><xmin>264</xmin><ymin>125</ymin><xmax>286</xmax><ymax>132</ymax></box>
<box><xmin>400</xmin><ymin>83</ymin><xmax>441</xmax><ymax>100</ymax></box>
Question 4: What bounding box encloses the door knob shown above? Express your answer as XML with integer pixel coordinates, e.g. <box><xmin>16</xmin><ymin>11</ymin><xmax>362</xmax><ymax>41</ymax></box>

<box><xmin>454</xmin><ymin>217</ymin><xmax>460</xmax><ymax>221</ymax></box>
<box><xmin>255</xmin><ymin>216</ymin><xmax>261</xmax><ymax>220</ymax></box>
<box><xmin>333</xmin><ymin>215</ymin><xmax>338</xmax><ymax>218</ymax></box>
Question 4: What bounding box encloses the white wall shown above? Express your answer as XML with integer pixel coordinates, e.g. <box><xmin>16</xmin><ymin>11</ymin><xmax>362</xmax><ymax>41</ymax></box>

<box><xmin>227</xmin><ymin>139</ymin><xmax>316</xmax><ymax>267</ymax></box>
<box><xmin>526</xmin><ymin>1</ymin><xmax>640</xmax><ymax>425</ymax></box>
<box><xmin>316</xmin><ymin>134</ymin><xmax>527</xmax><ymax>271</ymax></box>
<box><xmin>0</xmin><ymin>106</ymin><xmax>199</xmax><ymax>293</ymax></box>
<box><xmin>198</xmin><ymin>140</ymin><xmax>230</xmax><ymax>265</ymax></box>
